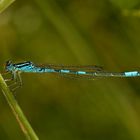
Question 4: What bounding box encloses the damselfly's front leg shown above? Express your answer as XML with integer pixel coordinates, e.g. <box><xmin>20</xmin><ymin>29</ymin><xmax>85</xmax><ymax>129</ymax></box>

<box><xmin>4</xmin><ymin>71</ymin><xmax>22</xmax><ymax>91</ymax></box>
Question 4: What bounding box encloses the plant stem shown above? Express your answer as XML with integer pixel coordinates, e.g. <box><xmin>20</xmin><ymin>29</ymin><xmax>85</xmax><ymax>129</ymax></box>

<box><xmin>0</xmin><ymin>0</ymin><xmax>15</xmax><ymax>13</ymax></box>
<box><xmin>0</xmin><ymin>74</ymin><xmax>39</xmax><ymax>140</ymax></box>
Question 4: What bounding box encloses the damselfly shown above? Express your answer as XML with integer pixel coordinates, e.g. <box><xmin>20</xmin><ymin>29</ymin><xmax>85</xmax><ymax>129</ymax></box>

<box><xmin>4</xmin><ymin>60</ymin><xmax>140</xmax><ymax>90</ymax></box>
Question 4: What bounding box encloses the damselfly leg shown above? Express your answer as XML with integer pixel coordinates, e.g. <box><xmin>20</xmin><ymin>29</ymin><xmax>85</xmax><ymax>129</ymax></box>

<box><xmin>3</xmin><ymin>71</ymin><xmax>22</xmax><ymax>91</ymax></box>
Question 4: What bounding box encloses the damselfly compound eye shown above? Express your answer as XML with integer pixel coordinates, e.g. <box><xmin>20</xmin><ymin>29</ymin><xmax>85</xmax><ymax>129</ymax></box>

<box><xmin>5</xmin><ymin>60</ymin><xmax>12</xmax><ymax>71</ymax></box>
<box><xmin>6</xmin><ymin>60</ymin><xmax>12</xmax><ymax>67</ymax></box>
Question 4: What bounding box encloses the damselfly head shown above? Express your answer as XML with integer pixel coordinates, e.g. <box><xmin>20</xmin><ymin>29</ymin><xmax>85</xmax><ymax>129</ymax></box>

<box><xmin>5</xmin><ymin>60</ymin><xmax>13</xmax><ymax>72</ymax></box>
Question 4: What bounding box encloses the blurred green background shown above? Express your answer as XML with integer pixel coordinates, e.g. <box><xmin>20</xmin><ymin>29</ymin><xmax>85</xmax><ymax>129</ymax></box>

<box><xmin>1</xmin><ymin>0</ymin><xmax>140</xmax><ymax>140</ymax></box>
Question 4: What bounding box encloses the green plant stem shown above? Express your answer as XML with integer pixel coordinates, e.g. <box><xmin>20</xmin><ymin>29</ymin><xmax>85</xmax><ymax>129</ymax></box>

<box><xmin>0</xmin><ymin>0</ymin><xmax>15</xmax><ymax>13</ymax></box>
<box><xmin>0</xmin><ymin>74</ymin><xmax>39</xmax><ymax>140</ymax></box>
